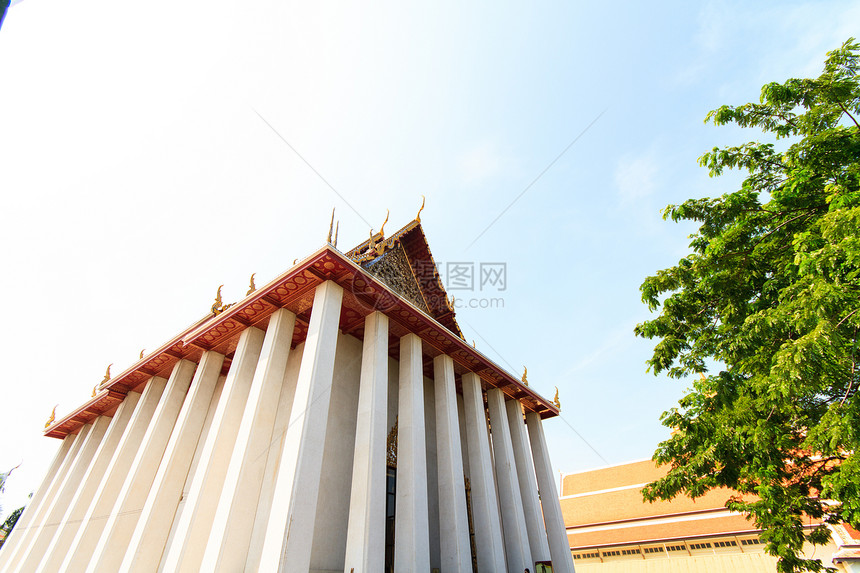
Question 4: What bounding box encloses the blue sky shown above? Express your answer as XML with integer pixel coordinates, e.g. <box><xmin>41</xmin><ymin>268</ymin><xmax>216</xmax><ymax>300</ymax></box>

<box><xmin>0</xmin><ymin>0</ymin><xmax>857</xmax><ymax>516</ymax></box>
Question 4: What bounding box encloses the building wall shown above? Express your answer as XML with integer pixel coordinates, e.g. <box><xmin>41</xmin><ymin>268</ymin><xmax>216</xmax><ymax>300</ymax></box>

<box><xmin>562</xmin><ymin>459</ymin><xmax>858</xmax><ymax>572</ymax></box>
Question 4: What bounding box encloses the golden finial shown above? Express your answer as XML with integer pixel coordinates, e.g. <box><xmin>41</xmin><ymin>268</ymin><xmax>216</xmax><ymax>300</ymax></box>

<box><xmin>247</xmin><ymin>273</ymin><xmax>257</xmax><ymax>296</ymax></box>
<box><xmin>140</xmin><ymin>349</ymin><xmax>145</xmax><ymax>359</ymax></box>
<box><xmin>522</xmin><ymin>366</ymin><xmax>529</xmax><ymax>386</ymax></box>
<box><xmin>472</xmin><ymin>339</ymin><xmax>476</xmax><ymax>348</ymax></box>
<box><xmin>293</xmin><ymin>259</ymin><xmax>298</xmax><ymax>265</ymax></box>
<box><xmin>212</xmin><ymin>285</ymin><xmax>224</xmax><ymax>315</ymax></box>
<box><xmin>446</xmin><ymin>295</ymin><xmax>455</xmax><ymax>312</ymax></box>
<box><xmin>552</xmin><ymin>386</ymin><xmax>561</xmax><ymax>410</ymax></box>
<box><xmin>379</xmin><ymin>209</ymin><xmax>389</xmax><ymax>237</ymax></box>
<box><xmin>326</xmin><ymin>208</ymin><xmax>335</xmax><ymax>244</ymax></box>
<box><xmin>92</xmin><ymin>385</ymin><xmax>98</xmax><ymax>397</ymax></box>
<box><xmin>333</xmin><ymin>221</ymin><xmax>339</xmax><ymax>248</ymax></box>
<box><xmin>102</xmin><ymin>364</ymin><xmax>112</xmax><ymax>384</ymax></box>
<box><xmin>416</xmin><ymin>195</ymin><xmax>425</xmax><ymax>223</ymax></box>
<box><xmin>368</xmin><ymin>229</ymin><xmax>376</xmax><ymax>253</ymax></box>
<box><xmin>45</xmin><ymin>405</ymin><xmax>57</xmax><ymax>428</ymax></box>
<box><xmin>699</xmin><ymin>372</ymin><xmax>707</xmax><ymax>381</ymax></box>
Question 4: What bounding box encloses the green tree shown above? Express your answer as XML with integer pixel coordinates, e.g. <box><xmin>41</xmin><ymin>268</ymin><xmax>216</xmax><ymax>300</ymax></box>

<box><xmin>635</xmin><ymin>39</ymin><xmax>860</xmax><ymax>573</ymax></box>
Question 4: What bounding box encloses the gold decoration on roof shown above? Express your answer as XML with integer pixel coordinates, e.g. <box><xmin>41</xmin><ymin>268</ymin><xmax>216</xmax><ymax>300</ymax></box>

<box><xmin>139</xmin><ymin>349</ymin><xmax>145</xmax><ymax>359</ymax></box>
<box><xmin>552</xmin><ymin>386</ymin><xmax>561</xmax><ymax>410</ymax></box>
<box><xmin>379</xmin><ymin>209</ymin><xmax>389</xmax><ymax>237</ymax></box>
<box><xmin>333</xmin><ymin>221</ymin><xmax>339</xmax><ymax>248</ymax></box>
<box><xmin>416</xmin><ymin>195</ymin><xmax>425</xmax><ymax>223</ymax></box>
<box><xmin>522</xmin><ymin>366</ymin><xmax>529</xmax><ymax>386</ymax></box>
<box><xmin>326</xmin><ymin>208</ymin><xmax>336</xmax><ymax>244</ymax></box>
<box><xmin>211</xmin><ymin>285</ymin><xmax>231</xmax><ymax>315</ymax></box>
<box><xmin>247</xmin><ymin>273</ymin><xmax>257</xmax><ymax>296</ymax></box>
<box><xmin>102</xmin><ymin>364</ymin><xmax>112</xmax><ymax>384</ymax></box>
<box><xmin>386</xmin><ymin>417</ymin><xmax>398</xmax><ymax>468</ymax></box>
<box><xmin>472</xmin><ymin>340</ymin><xmax>476</xmax><ymax>348</ymax></box>
<box><xmin>45</xmin><ymin>405</ymin><xmax>57</xmax><ymax>428</ymax></box>
<box><xmin>446</xmin><ymin>295</ymin><xmax>455</xmax><ymax>312</ymax></box>
<box><xmin>91</xmin><ymin>385</ymin><xmax>98</xmax><ymax>397</ymax></box>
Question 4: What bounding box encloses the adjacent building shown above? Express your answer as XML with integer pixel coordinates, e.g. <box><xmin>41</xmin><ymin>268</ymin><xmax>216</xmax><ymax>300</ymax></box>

<box><xmin>561</xmin><ymin>459</ymin><xmax>860</xmax><ymax>572</ymax></box>
<box><xmin>0</xmin><ymin>218</ymin><xmax>574</xmax><ymax>573</ymax></box>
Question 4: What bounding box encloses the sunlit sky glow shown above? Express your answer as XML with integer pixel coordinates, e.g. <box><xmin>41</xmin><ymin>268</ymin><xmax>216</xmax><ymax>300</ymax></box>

<box><xmin>0</xmin><ymin>0</ymin><xmax>857</xmax><ymax>516</ymax></box>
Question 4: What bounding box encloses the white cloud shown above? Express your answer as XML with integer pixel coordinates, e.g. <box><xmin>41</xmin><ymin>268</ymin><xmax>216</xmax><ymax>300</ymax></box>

<box><xmin>458</xmin><ymin>140</ymin><xmax>504</xmax><ymax>184</ymax></box>
<box><xmin>615</xmin><ymin>149</ymin><xmax>659</xmax><ymax>204</ymax></box>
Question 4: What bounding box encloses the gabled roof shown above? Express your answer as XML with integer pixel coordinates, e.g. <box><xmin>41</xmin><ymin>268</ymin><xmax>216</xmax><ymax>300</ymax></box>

<box><xmin>45</xmin><ymin>222</ymin><xmax>558</xmax><ymax>439</ymax></box>
<box><xmin>345</xmin><ymin>220</ymin><xmax>462</xmax><ymax>338</ymax></box>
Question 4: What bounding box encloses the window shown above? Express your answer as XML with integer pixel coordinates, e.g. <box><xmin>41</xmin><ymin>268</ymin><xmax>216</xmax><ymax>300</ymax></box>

<box><xmin>689</xmin><ymin>542</ymin><xmax>713</xmax><ymax>550</ymax></box>
<box><xmin>644</xmin><ymin>546</ymin><xmax>665</xmax><ymax>554</ymax></box>
<box><xmin>666</xmin><ymin>544</ymin><xmax>686</xmax><ymax>552</ymax></box>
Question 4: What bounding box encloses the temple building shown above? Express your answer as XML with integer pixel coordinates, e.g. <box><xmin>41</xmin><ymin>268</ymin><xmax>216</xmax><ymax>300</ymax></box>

<box><xmin>561</xmin><ymin>459</ymin><xmax>860</xmax><ymax>572</ymax></box>
<box><xmin>0</xmin><ymin>215</ymin><xmax>575</xmax><ymax>573</ymax></box>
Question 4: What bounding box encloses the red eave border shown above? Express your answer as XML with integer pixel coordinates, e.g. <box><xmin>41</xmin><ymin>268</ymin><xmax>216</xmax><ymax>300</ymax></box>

<box><xmin>45</xmin><ymin>245</ymin><xmax>558</xmax><ymax>438</ymax></box>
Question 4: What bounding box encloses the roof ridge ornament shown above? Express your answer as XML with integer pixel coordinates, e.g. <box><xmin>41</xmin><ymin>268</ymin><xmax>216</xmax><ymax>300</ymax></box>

<box><xmin>522</xmin><ymin>366</ymin><xmax>528</xmax><ymax>386</ymax></box>
<box><xmin>379</xmin><ymin>209</ymin><xmax>389</xmax><ymax>237</ymax></box>
<box><xmin>139</xmin><ymin>349</ymin><xmax>145</xmax><ymax>359</ymax></box>
<box><xmin>333</xmin><ymin>221</ymin><xmax>339</xmax><ymax>248</ymax></box>
<box><xmin>247</xmin><ymin>273</ymin><xmax>257</xmax><ymax>296</ymax></box>
<box><xmin>45</xmin><ymin>404</ymin><xmax>57</xmax><ymax>428</ymax></box>
<box><xmin>416</xmin><ymin>195</ymin><xmax>425</xmax><ymax>223</ymax></box>
<box><xmin>552</xmin><ymin>386</ymin><xmax>561</xmax><ymax>410</ymax></box>
<box><xmin>211</xmin><ymin>285</ymin><xmax>232</xmax><ymax>316</ymax></box>
<box><xmin>102</xmin><ymin>364</ymin><xmax>112</xmax><ymax>384</ymax></box>
<box><xmin>326</xmin><ymin>208</ymin><xmax>335</xmax><ymax>244</ymax></box>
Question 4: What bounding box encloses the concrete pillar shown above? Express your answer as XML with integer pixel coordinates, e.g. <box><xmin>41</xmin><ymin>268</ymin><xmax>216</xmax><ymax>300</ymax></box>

<box><xmin>158</xmin><ymin>326</ymin><xmax>265</xmax><ymax>572</ymax></box>
<box><xmin>59</xmin><ymin>376</ymin><xmax>168</xmax><ymax>573</ymax></box>
<box><xmin>487</xmin><ymin>388</ymin><xmax>532</xmax><ymax>572</ymax></box>
<box><xmin>36</xmin><ymin>391</ymin><xmax>142</xmax><ymax>572</ymax></box>
<box><xmin>118</xmin><ymin>351</ymin><xmax>224</xmax><ymax>573</ymax></box>
<box><xmin>244</xmin><ymin>343</ymin><xmax>304</xmax><ymax>571</ymax></box>
<box><xmin>0</xmin><ymin>434</ymin><xmax>74</xmax><ymax>572</ymax></box>
<box><xmin>394</xmin><ymin>333</ymin><xmax>430</xmax><ymax>573</ymax></box>
<box><xmin>200</xmin><ymin>309</ymin><xmax>297</xmax><ymax>572</ymax></box>
<box><xmin>16</xmin><ymin>420</ymin><xmax>107</xmax><ymax>572</ymax></box>
<box><xmin>506</xmin><ymin>399</ymin><xmax>551</xmax><ymax>563</ymax></box>
<box><xmin>343</xmin><ymin>311</ymin><xmax>389</xmax><ymax>573</ymax></box>
<box><xmin>1</xmin><ymin>426</ymin><xmax>90</xmax><ymax>573</ymax></box>
<box><xmin>461</xmin><ymin>373</ymin><xmax>506</xmax><ymax>573</ymax></box>
<box><xmin>526</xmin><ymin>412</ymin><xmax>575</xmax><ymax>573</ymax></box>
<box><xmin>258</xmin><ymin>280</ymin><xmax>343</xmax><ymax>573</ymax></box>
<box><xmin>85</xmin><ymin>359</ymin><xmax>197</xmax><ymax>572</ymax></box>
<box><xmin>433</xmin><ymin>355</ymin><xmax>472</xmax><ymax>572</ymax></box>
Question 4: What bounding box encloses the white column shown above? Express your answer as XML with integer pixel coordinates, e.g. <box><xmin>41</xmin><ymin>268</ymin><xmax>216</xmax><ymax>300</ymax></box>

<box><xmin>433</xmin><ymin>354</ymin><xmax>472</xmax><ymax>572</ymax></box>
<box><xmin>526</xmin><ymin>412</ymin><xmax>575</xmax><ymax>573</ymax></box>
<box><xmin>487</xmin><ymin>388</ymin><xmax>532</xmax><ymax>572</ymax></box>
<box><xmin>86</xmin><ymin>359</ymin><xmax>197</xmax><ymax>572</ymax></box>
<box><xmin>200</xmin><ymin>308</ymin><xmax>296</xmax><ymax>572</ymax></box>
<box><xmin>158</xmin><ymin>326</ymin><xmax>265</xmax><ymax>572</ymax></box>
<box><xmin>343</xmin><ymin>311</ymin><xmax>389</xmax><ymax>573</ymax></box>
<box><xmin>36</xmin><ymin>391</ymin><xmax>141</xmax><ymax>572</ymax></box>
<box><xmin>258</xmin><ymin>280</ymin><xmax>343</xmax><ymax>573</ymax></box>
<box><xmin>1</xmin><ymin>426</ymin><xmax>90</xmax><ymax>573</ymax></box>
<box><xmin>0</xmin><ymin>435</ymin><xmax>74</xmax><ymax>572</ymax></box>
<box><xmin>394</xmin><ymin>333</ymin><xmax>431</xmax><ymax>573</ymax></box>
<box><xmin>461</xmin><ymin>373</ymin><xmax>506</xmax><ymax>572</ymax></box>
<box><xmin>244</xmin><ymin>344</ymin><xmax>304</xmax><ymax>572</ymax></box>
<box><xmin>16</xmin><ymin>419</ymin><xmax>107</xmax><ymax>573</ymax></box>
<box><xmin>506</xmin><ymin>399</ymin><xmax>551</xmax><ymax>563</ymax></box>
<box><xmin>119</xmin><ymin>351</ymin><xmax>224</xmax><ymax>573</ymax></box>
<box><xmin>59</xmin><ymin>376</ymin><xmax>168</xmax><ymax>573</ymax></box>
